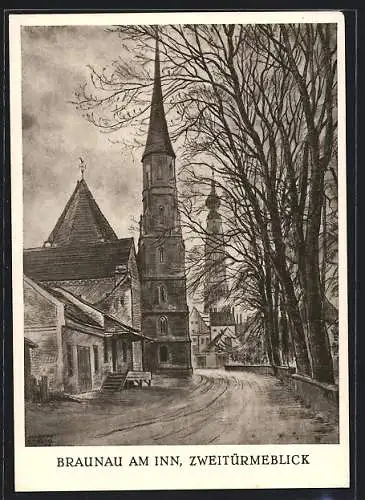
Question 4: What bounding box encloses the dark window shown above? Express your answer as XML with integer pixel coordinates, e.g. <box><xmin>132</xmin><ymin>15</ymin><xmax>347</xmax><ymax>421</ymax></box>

<box><xmin>122</xmin><ymin>342</ymin><xmax>128</xmax><ymax>363</ymax></box>
<box><xmin>160</xmin><ymin>285</ymin><xmax>167</xmax><ymax>303</ymax></box>
<box><xmin>120</xmin><ymin>295</ymin><xmax>125</xmax><ymax>306</ymax></box>
<box><xmin>160</xmin><ymin>345</ymin><xmax>168</xmax><ymax>363</ymax></box>
<box><xmin>66</xmin><ymin>343</ymin><xmax>73</xmax><ymax>376</ymax></box>
<box><xmin>159</xmin><ymin>246</ymin><xmax>164</xmax><ymax>263</ymax></box>
<box><xmin>93</xmin><ymin>345</ymin><xmax>99</xmax><ymax>372</ymax></box>
<box><xmin>159</xmin><ymin>316</ymin><xmax>168</xmax><ymax>335</ymax></box>
<box><xmin>103</xmin><ymin>338</ymin><xmax>108</xmax><ymax>363</ymax></box>
<box><xmin>159</xmin><ymin>206</ymin><xmax>165</xmax><ymax>225</ymax></box>
<box><xmin>156</xmin><ymin>161</ymin><xmax>162</xmax><ymax>180</ymax></box>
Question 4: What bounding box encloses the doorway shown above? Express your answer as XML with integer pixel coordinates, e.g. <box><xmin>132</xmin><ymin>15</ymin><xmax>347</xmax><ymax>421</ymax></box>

<box><xmin>77</xmin><ymin>346</ymin><xmax>92</xmax><ymax>392</ymax></box>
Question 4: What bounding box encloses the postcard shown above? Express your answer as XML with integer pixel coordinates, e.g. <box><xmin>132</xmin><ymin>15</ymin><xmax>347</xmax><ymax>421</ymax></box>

<box><xmin>10</xmin><ymin>10</ymin><xmax>349</xmax><ymax>491</ymax></box>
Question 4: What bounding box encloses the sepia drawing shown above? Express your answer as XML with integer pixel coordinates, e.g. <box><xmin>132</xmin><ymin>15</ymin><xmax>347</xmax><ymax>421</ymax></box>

<box><xmin>22</xmin><ymin>22</ymin><xmax>340</xmax><ymax>447</ymax></box>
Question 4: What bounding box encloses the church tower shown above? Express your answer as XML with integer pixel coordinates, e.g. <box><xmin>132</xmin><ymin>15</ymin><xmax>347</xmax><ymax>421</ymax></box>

<box><xmin>138</xmin><ymin>39</ymin><xmax>192</xmax><ymax>376</ymax></box>
<box><xmin>204</xmin><ymin>173</ymin><xmax>229</xmax><ymax>313</ymax></box>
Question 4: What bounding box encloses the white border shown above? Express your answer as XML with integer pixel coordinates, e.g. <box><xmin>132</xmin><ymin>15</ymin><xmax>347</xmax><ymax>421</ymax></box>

<box><xmin>10</xmin><ymin>11</ymin><xmax>349</xmax><ymax>491</ymax></box>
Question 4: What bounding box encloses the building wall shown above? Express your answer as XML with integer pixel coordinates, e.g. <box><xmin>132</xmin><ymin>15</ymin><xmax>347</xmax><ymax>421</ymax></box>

<box><xmin>25</xmin><ymin>326</ymin><xmax>62</xmax><ymax>392</ymax></box>
<box><xmin>24</xmin><ymin>279</ymin><xmax>58</xmax><ymax>327</ymax></box>
<box><xmin>24</xmin><ymin>279</ymin><xmax>64</xmax><ymax>392</ymax></box>
<box><xmin>98</xmin><ymin>284</ymin><xmax>133</xmax><ymax>326</ymax></box>
<box><xmin>62</xmin><ymin>326</ymin><xmax>106</xmax><ymax>394</ymax></box>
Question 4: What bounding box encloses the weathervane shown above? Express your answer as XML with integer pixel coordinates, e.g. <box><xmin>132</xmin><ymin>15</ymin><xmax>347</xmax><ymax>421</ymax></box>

<box><xmin>78</xmin><ymin>157</ymin><xmax>86</xmax><ymax>179</ymax></box>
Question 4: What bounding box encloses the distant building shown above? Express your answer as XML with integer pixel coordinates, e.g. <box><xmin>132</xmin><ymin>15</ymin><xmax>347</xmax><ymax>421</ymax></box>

<box><xmin>191</xmin><ymin>177</ymin><xmax>242</xmax><ymax>368</ymax></box>
<box><xmin>189</xmin><ymin>307</ymin><xmax>210</xmax><ymax>367</ymax></box>
<box><xmin>203</xmin><ymin>174</ymin><xmax>229</xmax><ymax>313</ymax></box>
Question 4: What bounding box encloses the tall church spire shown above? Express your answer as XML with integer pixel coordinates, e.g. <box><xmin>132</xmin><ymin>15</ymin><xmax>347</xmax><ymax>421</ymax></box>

<box><xmin>204</xmin><ymin>171</ymin><xmax>229</xmax><ymax>312</ymax></box>
<box><xmin>142</xmin><ymin>36</ymin><xmax>175</xmax><ymax>160</ymax></box>
<box><xmin>205</xmin><ymin>170</ymin><xmax>221</xmax><ymax>215</ymax></box>
<box><xmin>138</xmin><ymin>33</ymin><xmax>192</xmax><ymax>377</ymax></box>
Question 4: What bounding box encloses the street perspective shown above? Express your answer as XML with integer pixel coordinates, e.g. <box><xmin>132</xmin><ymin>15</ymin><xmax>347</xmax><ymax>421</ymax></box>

<box><xmin>22</xmin><ymin>22</ymin><xmax>341</xmax><ymax>447</ymax></box>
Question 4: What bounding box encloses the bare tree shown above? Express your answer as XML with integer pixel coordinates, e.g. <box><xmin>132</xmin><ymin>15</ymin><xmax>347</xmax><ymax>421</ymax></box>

<box><xmin>74</xmin><ymin>23</ymin><xmax>338</xmax><ymax>384</ymax></box>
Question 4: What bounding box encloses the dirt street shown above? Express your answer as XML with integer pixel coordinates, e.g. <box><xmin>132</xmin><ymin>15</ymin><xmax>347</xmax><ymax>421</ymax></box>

<box><xmin>25</xmin><ymin>369</ymin><xmax>338</xmax><ymax>446</ymax></box>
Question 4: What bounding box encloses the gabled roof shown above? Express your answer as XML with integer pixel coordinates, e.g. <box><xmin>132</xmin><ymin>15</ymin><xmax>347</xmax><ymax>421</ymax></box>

<box><xmin>24</xmin><ymin>275</ymin><xmax>102</xmax><ymax>329</ymax></box>
<box><xmin>44</xmin><ymin>178</ymin><xmax>117</xmax><ymax>247</ymax></box>
<box><xmin>190</xmin><ymin>306</ymin><xmax>210</xmax><ymax>335</ymax></box>
<box><xmin>24</xmin><ymin>238</ymin><xmax>133</xmax><ymax>281</ymax></box>
<box><xmin>142</xmin><ymin>39</ymin><xmax>175</xmax><ymax>160</ymax></box>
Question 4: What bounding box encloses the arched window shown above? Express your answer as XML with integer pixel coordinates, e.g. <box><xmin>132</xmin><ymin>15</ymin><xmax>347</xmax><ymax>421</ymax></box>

<box><xmin>159</xmin><ymin>316</ymin><xmax>168</xmax><ymax>335</ymax></box>
<box><xmin>160</xmin><ymin>345</ymin><xmax>168</xmax><ymax>363</ymax></box>
<box><xmin>160</xmin><ymin>285</ymin><xmax>167</xmax><ymax>303</ymax></box>
<box><xmin>159</xmin><ymin>246</ymin><xmax>164</xmax><ymax>263</ymax></box>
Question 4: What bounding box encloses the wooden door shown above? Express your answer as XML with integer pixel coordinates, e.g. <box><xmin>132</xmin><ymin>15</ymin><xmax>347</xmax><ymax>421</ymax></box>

<box><xmin>77</xmin><ymin>346</ymin><xmax>92</xmax><ymax>392</ymax></box>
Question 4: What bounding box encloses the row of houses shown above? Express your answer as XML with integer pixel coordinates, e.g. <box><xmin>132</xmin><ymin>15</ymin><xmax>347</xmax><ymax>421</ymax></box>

<box><xmin>24</xmin><ymin>274</ymin><xmax>151</xmax><ymax>400</ymax></box>
<box><xmin>189</xmin><ymin>307</ymin><xmax>242</xmax><ymax>368</ymax></box>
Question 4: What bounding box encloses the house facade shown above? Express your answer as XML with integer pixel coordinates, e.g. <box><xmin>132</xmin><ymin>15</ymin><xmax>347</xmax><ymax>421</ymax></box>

<box><xmin>24</xmin><ymin>275</ymin><xmax>146</xmax><ymax>395</ymax></box>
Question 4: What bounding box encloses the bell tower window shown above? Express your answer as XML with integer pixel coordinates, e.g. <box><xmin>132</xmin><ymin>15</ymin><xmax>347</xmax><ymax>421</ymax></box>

<box><xmin>159</xmin><ymin>246</ymin><xmax>165</xmax><ymax>263</ymax></box>
<box><xmin>159</xmin><ymin>285</ymin><xmax>167</xmax><ymax>303</ymax></box>
<box><xmin>159</xmin><ymin>206</ymin><xmax>166</xmax><ymax>225</ymax></box>
<box><xmin>169</xmin><ymin>160</ymin><xmax>174</xmax><ymax>179</ymax></box>
<box><xmin>159</xmin><ymin>316</ymin><xmax>168</xmax><ymax>335</ymax></box>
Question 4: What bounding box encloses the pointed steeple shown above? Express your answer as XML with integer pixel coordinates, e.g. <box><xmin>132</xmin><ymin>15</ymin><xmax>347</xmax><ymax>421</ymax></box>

<box><xmin>205</xmin><ymin>170</ymin><xmax>221</xmax><ymax>215</ymax></box>
<box><xmin>44</xmin><ymin>170</ymin><xmax>117</xmax><ymax>247</ymax></box>
<box><xmin>142</xmin><ymin>36</ymin><xmax>175</xmax><ymax>160</ymax></box>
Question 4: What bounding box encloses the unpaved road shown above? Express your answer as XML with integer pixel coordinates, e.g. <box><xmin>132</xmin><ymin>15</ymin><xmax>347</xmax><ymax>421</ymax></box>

<box><xmin>25</xmin><ymin>369</ymin><xmax>338</xmax><ymax>446</ymax></box>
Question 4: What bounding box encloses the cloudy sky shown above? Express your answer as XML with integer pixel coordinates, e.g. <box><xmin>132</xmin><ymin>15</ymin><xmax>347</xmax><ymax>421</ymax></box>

<box><xmin>22</xmin><ymin>26</ymin><xmax>146</xmax><ymax>249</ymax></box>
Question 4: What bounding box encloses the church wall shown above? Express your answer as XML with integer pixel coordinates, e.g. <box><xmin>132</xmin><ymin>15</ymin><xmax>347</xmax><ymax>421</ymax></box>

<box><xmin>145</xmin><ymin>340</ymin><xmax>192</xmax><ymax>373</ymax></box>
<box><xmin>141</xmin><ymin>312</ymin><xmax>189</xmax><ymax>339</ymax></box>
<box><xmin>141</xmin><ymin>279</ymin><xmax>189</xmax><ymax>310</ymax></box>
<box><xmin>98</xmin><ymin>285</ymin><xmax>133</xmax><ymax>326</ymax></box>
<box><xmin>140</xmin><ymin>237</ymin><xmax>185</xmax><ymax>277</ymax></box>
<box><xmin>128</xmin><ymin>248</ymin><xmax>141</xmax><ymax>330</ymax></box>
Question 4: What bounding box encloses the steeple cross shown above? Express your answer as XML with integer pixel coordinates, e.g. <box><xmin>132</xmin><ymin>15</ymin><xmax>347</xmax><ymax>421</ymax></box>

<box><xmin>78</xmin><ymin>157</ymin><xmax>86</xmax><ymax>179</ymax></box>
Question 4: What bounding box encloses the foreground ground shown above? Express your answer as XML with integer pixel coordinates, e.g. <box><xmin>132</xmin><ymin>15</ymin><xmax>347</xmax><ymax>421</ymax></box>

<box><xmin>25</xmin><ymin>369</ymin><xmax>338</xmax><ymax>446</ymax></box>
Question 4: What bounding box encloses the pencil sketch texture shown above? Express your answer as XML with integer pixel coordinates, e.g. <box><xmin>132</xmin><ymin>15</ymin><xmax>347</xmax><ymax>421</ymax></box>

<box><xmin>22</xmin><ymin>23</ymin><xmax>339</xmax><ymax>446</ymax></box>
